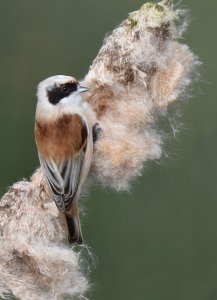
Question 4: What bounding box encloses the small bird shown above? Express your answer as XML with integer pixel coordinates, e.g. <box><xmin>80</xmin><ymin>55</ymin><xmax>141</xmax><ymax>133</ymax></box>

<box><xmin>35</xmin><ymin>75</ymin><xmax>98</xmax><ymax>244</ymax></box>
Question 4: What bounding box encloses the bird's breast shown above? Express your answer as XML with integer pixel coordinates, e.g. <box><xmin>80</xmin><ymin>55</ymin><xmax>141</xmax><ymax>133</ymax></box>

<box><xmin>35</xmin><ymin>113</ymin><xmax>88</xmax><ymax>160</ymax></box>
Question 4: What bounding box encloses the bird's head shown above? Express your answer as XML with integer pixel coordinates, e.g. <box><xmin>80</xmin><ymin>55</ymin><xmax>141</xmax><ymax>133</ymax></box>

<box><xmin>37</xmin><ymin>75</ymin><xmax>88</xmax><ymax>106</ymax></box>
<box><xmin>36</xmin><ymin>75</ymin><xmax>88</xmax><ymax>120</ymax></box>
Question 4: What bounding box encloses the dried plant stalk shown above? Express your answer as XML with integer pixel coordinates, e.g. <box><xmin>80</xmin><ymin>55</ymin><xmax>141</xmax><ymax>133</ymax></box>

<box><xmin>0</xmin><ymin>1</ymin><xmax>199</xmax><ymax>299</ymax></box>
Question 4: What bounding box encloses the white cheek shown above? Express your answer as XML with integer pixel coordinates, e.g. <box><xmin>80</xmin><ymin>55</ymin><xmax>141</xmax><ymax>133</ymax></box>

<box><xmin>59</xmin><ymin>93</ymin><xmax>82</xmax><ymax>106</ymax></box>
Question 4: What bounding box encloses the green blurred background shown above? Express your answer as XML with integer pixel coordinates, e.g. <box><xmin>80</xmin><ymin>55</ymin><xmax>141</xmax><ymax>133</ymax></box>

<box><xmin>0</xmin><ymin>1</ymin><xmax>216</xmax><ymax>299</ymax></box>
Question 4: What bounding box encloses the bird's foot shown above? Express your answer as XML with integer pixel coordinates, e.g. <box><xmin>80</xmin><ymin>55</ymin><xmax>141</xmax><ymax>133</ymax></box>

<box><xmin>93</xmin><ymin>123</ymin><xmax>102</xmax><ymax>143</ymax></box>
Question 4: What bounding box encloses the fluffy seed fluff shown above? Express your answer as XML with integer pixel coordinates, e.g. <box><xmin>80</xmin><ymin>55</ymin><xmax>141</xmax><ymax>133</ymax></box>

<box><xmin>0</xmin><ymin>170</ymin><xmax>89</xmax><ymax>300</ymax></box>
<box><xmin>83</xmin><ymin>0</ymin><xmax>200</xmax><ymax>191</ymax></box>
<box><xmin>0</xmin><ymin>1</ymin><xmax>200</xmax><ymax>299</ymax></box>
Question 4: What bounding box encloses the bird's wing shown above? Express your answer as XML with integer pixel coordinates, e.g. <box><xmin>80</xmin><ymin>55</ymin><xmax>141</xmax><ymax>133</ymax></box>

<box><xmin>59</xmin><ymin>153</ymin><xmax>84</xmax><ymax>211</ymax></box>
<box><xmin>39</xmin><ymin>152</ymin><xmax>85</xmax><ymax>212</ymax></box>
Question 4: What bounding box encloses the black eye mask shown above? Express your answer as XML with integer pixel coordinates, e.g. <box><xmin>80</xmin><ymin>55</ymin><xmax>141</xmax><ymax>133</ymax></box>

<box><xmin>47</xmin><ymin>82</ymin><xmax>78</xmax><ymax>105</ymax></box>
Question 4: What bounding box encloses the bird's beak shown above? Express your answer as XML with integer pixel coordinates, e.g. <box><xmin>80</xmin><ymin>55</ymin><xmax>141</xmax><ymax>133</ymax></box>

<box><xmin>78</xmin><ymin>86</ymin><xmax>89</xmax><ymax>93</ymax></box>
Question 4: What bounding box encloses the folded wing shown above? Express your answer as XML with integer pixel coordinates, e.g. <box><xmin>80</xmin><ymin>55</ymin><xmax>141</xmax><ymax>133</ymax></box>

<box><xmin>39</xmin><ymin>151</ymin><xmax>84</xmax><ymax>212</ymax></box>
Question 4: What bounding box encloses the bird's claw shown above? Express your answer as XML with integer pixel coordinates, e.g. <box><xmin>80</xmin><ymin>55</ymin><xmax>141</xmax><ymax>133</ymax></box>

<box><xmin>93</xmin><ymin>123</ymin><xmax>102</xmax><ymax>143</ymax></box>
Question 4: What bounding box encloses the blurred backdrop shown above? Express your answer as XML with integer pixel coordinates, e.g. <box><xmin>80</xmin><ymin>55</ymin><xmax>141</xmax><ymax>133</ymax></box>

<box><xmin>0</xmin><ymin>1</ymin><xmax>216</xmax><ymax>299</ymax></box>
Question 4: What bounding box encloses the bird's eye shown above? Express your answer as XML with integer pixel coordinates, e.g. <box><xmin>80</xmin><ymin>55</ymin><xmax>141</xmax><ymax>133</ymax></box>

<box><xmin>61</xmin><ymin>85</ymin><xmax>69</xmax><ymax>93</ymax></box>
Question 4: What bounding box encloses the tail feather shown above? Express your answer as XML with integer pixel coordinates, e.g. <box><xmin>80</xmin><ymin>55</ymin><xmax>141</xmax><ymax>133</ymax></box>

<box><xmin>65</xmin><ymin>208</ymin><xmax>83</xmax><ymax>245</ymax></box>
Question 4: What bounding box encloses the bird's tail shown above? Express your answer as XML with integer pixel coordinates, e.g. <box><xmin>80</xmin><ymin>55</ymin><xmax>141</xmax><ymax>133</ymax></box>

<box><xmin>65</xmin><ymin>202</ymin><xmax>83</xmax><ymax>244</ymax></box>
